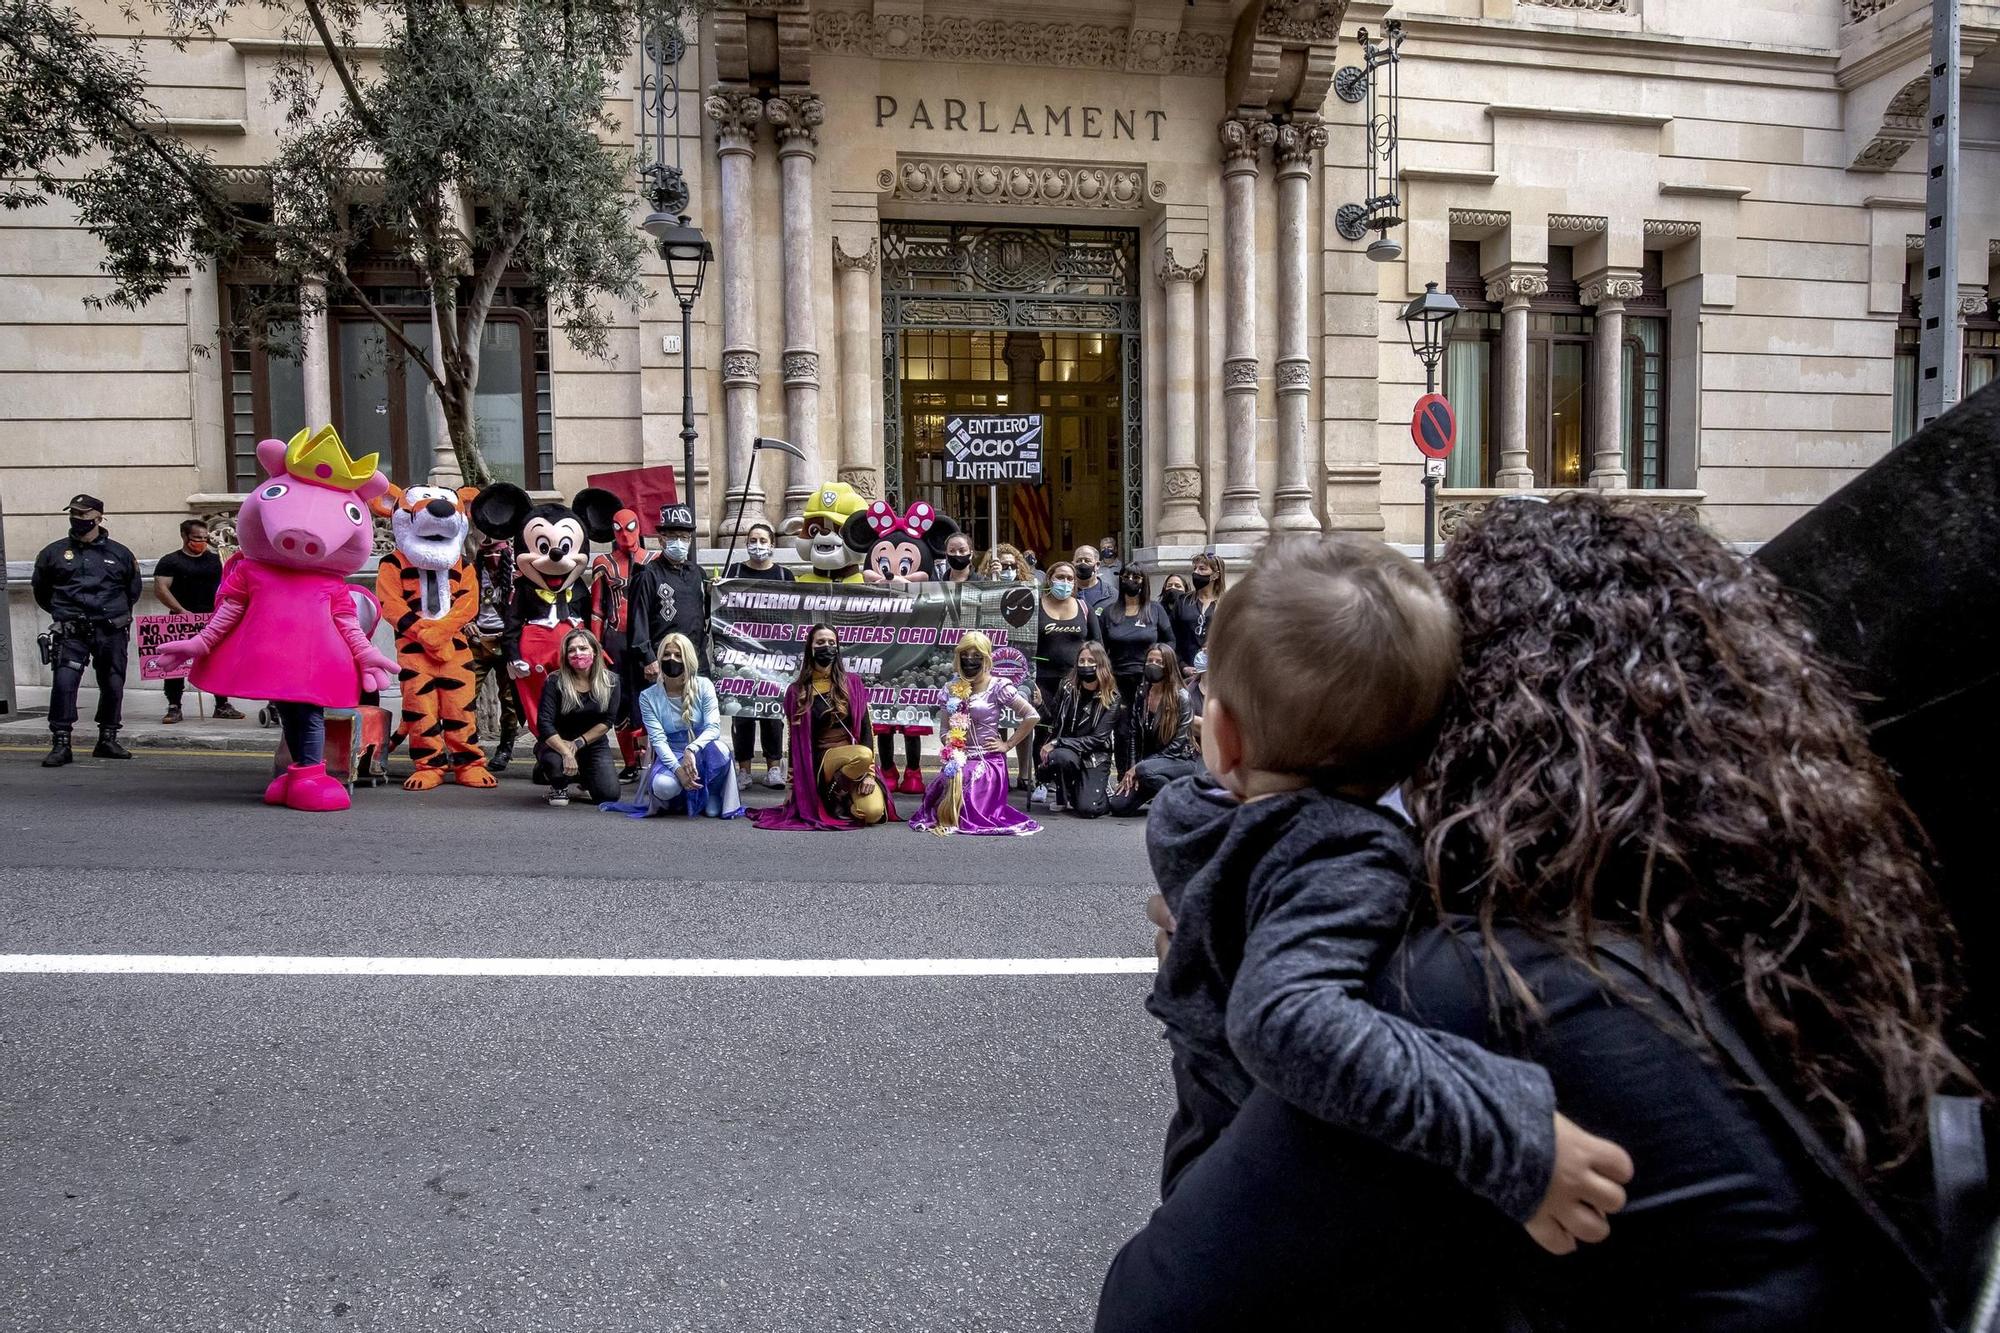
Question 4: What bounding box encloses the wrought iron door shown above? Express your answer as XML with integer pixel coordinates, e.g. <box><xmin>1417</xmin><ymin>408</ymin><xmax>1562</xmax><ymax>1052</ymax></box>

<box><xmin>881</xmin><ymin>222</ymin><xmax>1144</xmax><ymax>548</ymax></box>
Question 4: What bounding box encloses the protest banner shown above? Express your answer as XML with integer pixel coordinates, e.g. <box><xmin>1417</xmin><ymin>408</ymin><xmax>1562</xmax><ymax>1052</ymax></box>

<box><xmin>710</xmin><ymin>580</ymin><xmax>1040</xmax><ymax>726</ymax></box>
<box><xmin>135</xmin><ymin>613</ymin><xmax>210</xmax><ymax>680</ymax></box>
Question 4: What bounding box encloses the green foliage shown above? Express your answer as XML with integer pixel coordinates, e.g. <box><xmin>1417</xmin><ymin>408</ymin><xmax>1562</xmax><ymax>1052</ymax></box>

<box><xmin>0</xmin><ymin>0</ymin><xmax>695</xmax><ymax>484</ymax></box>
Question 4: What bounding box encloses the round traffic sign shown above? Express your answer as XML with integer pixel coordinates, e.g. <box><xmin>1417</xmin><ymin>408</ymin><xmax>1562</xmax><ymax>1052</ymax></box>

<box><xmin>1411</xmin><ymin>394</ymin><xmax>1457</xmax><ymax>459</ymax></box>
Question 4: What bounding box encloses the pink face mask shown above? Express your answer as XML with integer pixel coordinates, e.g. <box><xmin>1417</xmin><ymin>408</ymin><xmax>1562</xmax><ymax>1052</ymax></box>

<box><xmin>566</xmin><ymin>650</ymin><xmax>594</xmax><ymax>671</ymax></box>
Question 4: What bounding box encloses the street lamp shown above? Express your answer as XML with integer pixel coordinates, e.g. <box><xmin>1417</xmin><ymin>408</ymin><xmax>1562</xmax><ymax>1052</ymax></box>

<box><xmin>1335</xmin><ymin>22</ymin><xmax>1406</xmax><ymax>262</ymax></box>
<box><xmin>1398</xmin><ymin>279</ymin><xmax>1461</xmax><ymax>566</ymax></box>
<box><xmin>637</xmin><ymin>22</ymin><xmax>712</xmax><ymax>538</ymax></box>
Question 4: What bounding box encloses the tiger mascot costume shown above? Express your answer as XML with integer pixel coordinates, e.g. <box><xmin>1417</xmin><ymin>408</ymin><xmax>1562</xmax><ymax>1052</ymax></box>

<box><xmin>372</xmin><ymin>483</ymin><xmax>499</xmax><ymax>791</ymax></box>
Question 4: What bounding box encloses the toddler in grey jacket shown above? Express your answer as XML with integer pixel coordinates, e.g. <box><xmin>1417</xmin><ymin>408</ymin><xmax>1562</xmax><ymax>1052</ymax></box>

<box><xmin>1146</xmin><ymin>534</ymin><xmax>1633</xmax><ymax>1254</ymax></box>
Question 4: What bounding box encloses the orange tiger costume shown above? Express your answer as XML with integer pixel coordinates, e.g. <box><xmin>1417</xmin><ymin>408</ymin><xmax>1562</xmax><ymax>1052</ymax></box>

<box><xmin>372</xmin><ymin>484</ymin><xmax>498</xmax><ymax>791</ymax></box>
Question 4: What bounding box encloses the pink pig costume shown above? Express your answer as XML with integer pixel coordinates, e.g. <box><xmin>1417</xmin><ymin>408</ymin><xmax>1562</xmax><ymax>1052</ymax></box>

<box><xmin>153</xmin><ymin>427</ymin><xmax>398</xmax><ymax>812</ymax></box>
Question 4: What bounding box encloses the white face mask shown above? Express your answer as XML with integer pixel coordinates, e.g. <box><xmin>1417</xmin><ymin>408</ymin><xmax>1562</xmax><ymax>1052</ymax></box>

<box><xmin>664</xmin><ymin>537</ymin><xmax>691</xmax><ymax>561</ymax></box>
<box><xmin>999</xmin><ymin>568</ymin><xmax>1018</xmax><ymax>582</ymax></box>
<box><xmin>746</xmin><ymin>543</ymin><xmax>773</xmax><ymax>562</ymax></box>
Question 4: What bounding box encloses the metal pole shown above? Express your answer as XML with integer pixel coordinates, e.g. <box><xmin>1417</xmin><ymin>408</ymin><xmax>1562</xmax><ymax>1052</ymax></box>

<box><xmin>679</xmin><ymin>295</ymin><xmax>699</xmax><ymax>536</ymax></box>
<box><xmin>988</xmin><ymin>484</ymin><xmax>999</xmax><ymax>552</ymax></box>
<box><xmin>0</xmin><ymin>483</ymin><xmax>15</xmax><ymax>717</ymax></box>
<box><xmin>1422</xmin><ymin>358</ymin><xmax>1437</xmax><ymax>568</ymax></box>
<box><xmin>1917</xmin><ymin>0</ymin><xmax>1962</xmax><ymax>429</ymax></box>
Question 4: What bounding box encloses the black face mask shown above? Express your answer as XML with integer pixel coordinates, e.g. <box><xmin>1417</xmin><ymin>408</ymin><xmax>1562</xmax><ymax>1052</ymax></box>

<box><xmin>812</xmin><ymin>645</ymin><xmax>837</xmax><ymax>668</ymax></box>
<box><xmin>1143</xmin><ymin>663</ymin><xmax>1166</xmax><ymax>684</ymax></box>
<box><xmin>69</xmin><ymin>517</ymin><xmax>95</xmax><ymax>539</ymax></box>
<box><xmin>1191</xmin><ymin>573</ymin><xmax>1212</xmax><ymax>591</ymax></box>
<box><xmin>959</xmin><ymin>654</ymin><xmax>983</xmax><ymax>676</ymax></box>
<box><xmin>661</xmin><ymin>660</ymin><xmax>685</xmax><ymax>678</ymax></box>
<box><xmin>1078</xmin><ymin>666</ymin><xmax>1099</xmax><ymax>684</ymax></box>
<box><xmin>946</xmin><ymin>552</ymin><xmax>973</xmax><ymax>570</ymax></box>
<box><xmin>1075</xmin><ymin>562</ymin><xmax>1097</xmax><ymax>579</ymax></box>
<box><xmin>1120</xmin><ymin>577</ymin><xmax>1144</xmax><ymax>597</ymax></box>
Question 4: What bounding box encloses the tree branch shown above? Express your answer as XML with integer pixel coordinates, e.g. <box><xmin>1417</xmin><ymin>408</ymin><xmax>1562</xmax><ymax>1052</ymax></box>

<box><xmin>462</xmin><ymin>215</ymin><xmax>526</xmax><ymax>365</ymax></box>
<box><xmin>296</xmin><ymin>0</ymin><xmax>387</xmax><ymax>140</ymax></box>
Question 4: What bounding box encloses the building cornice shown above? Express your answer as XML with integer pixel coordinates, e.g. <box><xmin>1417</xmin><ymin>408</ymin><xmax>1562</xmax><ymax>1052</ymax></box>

<box><xmin>1659</xmin><ymin>182</ymin><xmax>1753</xmax><ymax>198</ymax></box>
<box><xmin>229</xmin><ymin>36</ymin><xmax>389</xmax><ymax>56</ymax></box>
<box><xmin>1485</xmin><ymin>104</ymin><xmax>1672</xmax><ymax>128</ymax></box>
<box><xmin>1390</xmin><ymin>12</ymin><xmax>1837</xmax><ymax>80</ymax></box>
<box><xmin>142</xmin><ymin>118</ymin><xmax>247</xmax><ymax>136</ymax></box>
<box><xmin>1399</xmin><ymin>166</ymin><xmax>1499</xmax><ymax>184</ymax></box>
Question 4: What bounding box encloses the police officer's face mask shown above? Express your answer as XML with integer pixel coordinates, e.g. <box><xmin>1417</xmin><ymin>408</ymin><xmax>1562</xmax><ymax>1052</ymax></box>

<box><xmin>69</xmin><ymin>514</ymin><xmax>96</xmax><ymax>538</ymax></box>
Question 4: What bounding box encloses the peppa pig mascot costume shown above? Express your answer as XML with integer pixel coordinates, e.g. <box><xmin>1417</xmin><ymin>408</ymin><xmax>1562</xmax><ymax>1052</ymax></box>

<box><xmin>153</xmin><ymin>425</ymin><xmax>399</xmax><ymax>812</ymax></box>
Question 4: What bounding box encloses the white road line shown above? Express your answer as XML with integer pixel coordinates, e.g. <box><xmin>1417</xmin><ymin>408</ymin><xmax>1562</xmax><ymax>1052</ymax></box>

<box><xmin>0</xmin><ymin>954</ymin><xmax>1159</xmax><ymax>978</ymax></box>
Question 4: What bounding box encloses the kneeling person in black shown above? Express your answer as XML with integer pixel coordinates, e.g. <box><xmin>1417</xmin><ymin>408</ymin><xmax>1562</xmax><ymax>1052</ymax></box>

<box><xmin>1109</xmin><ymin>644</ymin><xmax>1201</xmax><ymax>817</ymax></box>
<box><xmin>535</xmin><ymin>628</ymin><xmax>624</xmax><ymax>806</ymax></box>
<box><xmin>1040</xmin><ymin>643</ymin><xmax>1119</xmax><ymax>817</ymax></box>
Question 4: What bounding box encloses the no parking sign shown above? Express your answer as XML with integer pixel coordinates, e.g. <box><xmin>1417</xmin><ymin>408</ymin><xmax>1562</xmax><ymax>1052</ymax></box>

<box><xmin>1411</xmin><ymin>394</ymin><xmax>1457</xmax><ymax>460</ymax></box>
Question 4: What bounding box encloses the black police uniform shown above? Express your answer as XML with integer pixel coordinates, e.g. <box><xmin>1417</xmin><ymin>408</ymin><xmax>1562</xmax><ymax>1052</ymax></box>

<box><xmin>32</xmin><ymin>520</ymin><xmax>142</xmax><ymax>739</ymax></box>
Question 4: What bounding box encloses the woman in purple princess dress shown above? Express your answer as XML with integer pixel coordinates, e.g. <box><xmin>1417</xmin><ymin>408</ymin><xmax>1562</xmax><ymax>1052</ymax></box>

<box><xmin>909</xmin><ymin>631</ymin><xmax>1042</xmax><ymax>837</ymax></box>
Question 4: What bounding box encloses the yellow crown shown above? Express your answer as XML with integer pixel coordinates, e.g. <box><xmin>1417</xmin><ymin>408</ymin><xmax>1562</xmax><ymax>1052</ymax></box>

<box><xmin>284</xmin><ymin>425</ymin><xmax>379</xmax><ymax>490</ymax></box>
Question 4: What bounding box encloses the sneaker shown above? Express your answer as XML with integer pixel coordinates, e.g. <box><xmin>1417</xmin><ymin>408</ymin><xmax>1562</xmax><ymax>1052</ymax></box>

<box><xmin>162</xmin><ymin>706</ymin><xmax>183</xmax><ymax>725</ymax></box>
<box><xmin>1049</xmin><ymin>793</ymin><xmax>1068</xmax><ymax>813</ymax></box>
<box><xmin>212</xmin><ymin>702</ymin><xmax>246</xmax><ymax>720</ymax></box>
<box><xmin>547</xmin><ymin>788</ymin><xmax>570</xmax><ymax>807</ymax></box>
<box><xmin>618</xmin><ymin>765</ymin><xmax>640</xmax><ymax>783</ymax></box>
<box><xmin>1031</xmin><ymin>784</ymin><xmax>1050</xmax><ymax>808</ymax></box>
<box><xmin>763</xmin><ymin>762</ymin><xmax>786</xmax><ymax>789</ymax></box>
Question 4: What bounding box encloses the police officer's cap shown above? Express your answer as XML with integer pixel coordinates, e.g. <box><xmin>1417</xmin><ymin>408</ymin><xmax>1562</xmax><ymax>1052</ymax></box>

<box><xmin>67</xmin><ymin>494</ymin><xmax>105</xmax><ymax>515</ymax></box>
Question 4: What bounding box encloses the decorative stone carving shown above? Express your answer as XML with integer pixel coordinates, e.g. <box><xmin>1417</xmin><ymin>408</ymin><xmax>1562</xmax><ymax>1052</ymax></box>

<box><xmin>1643</xmin><ymin>219</ymin><xmax>1701</xmax><ymax>240</ymax></box>
<box><xmin>1520</xmin><ymin>0</ymin><xmax>1629</xmax><ymax>10</ymax></box>
<box><xmin>1220</xmin><ymin>116</ymin><xmax>1277</xmax><ymax>165</ymax></box>
<box><xmin>832</xmin><ymin>237</ymin><xmax>878</xmax><ymax>273</ymax></box>
<box><xmin>1547</xmin><ymin>214</ymin><xmax>1607</xmax><ymax>233</ymax></box>
<box><xmin>1223</xmin><ymin>358</ymin><xmax>1260</xmax><ymax>390</ymax></box>
<box><xmin>721</xmin><ymin>350</ymin><xmax>760</xmax><ymax>383</ymax></box>
<box><xmin>1257</xmin><ymin>0</ymin><xmax>1344</xmax><ymax>44</ymax></box>
<box><xmin>1158</xmin><ymin>248</ymin><xmax>1208</xmax><ymax>284</ymax></box>
<box><xmin>1275</xmin><ymin>360</ymin><xmax>1313</xmax><ymax>389</ymax></box>
<box><xmin>1852</xmin><ymin>137</ymin><xmax>1916</xmax><ymax>172</ymax></box>
<box><xmin>1449</xmin><ymin>209</ymin><xmax>1509</xmax><ymax>231</ymax></box>
<box><xmin>1960</xmin><ymin>292</ymin><xmax>1993</xmax><ymax>318</ymax></box>
<box><xmin>1484</xmin><ymin>270</ymin><xmax>1550</xmax><ymax>305</ymax></box>
<box><xmin>809</xmin><ymin>11</ymin><xmax>1231</xmax><ymax>74</ymax></box>
<box><xmin>838</xmin><ymin>468</ymin><xmax>878</xmax><ymax>500</ymax></box>
<box><xmin>886</xmin><ymin>156</ymin><xmax>1148</xmax><ymax>210</ymax></box>
<box><xmin>1846</xmin><ymin>0</ymin><xmax>1891</xmax><ymax>16</ymax></box>
<box><xmin>1273</xmin><ymin>121</ymin><xmax>1329</xmax><ymax>169</ymax></box>
<box><xmin>1164</xmin><ymin>467</ymin><xmax>1203</xmax><ymax>499</ymax></box>
<box><xmin>1437</xmin><ymin>502</ymin><xmax>1486</xmax><ymax>538</ymax></box>
<box><xmin>1579</xmin><ymin>274</ymin><xmax>1645</xmax><ymax>306</ymax></box>
<box><xmin>1907</xmin><ymin>234</ymin><xmax>1926</xmax><ymax>252</ymax></box>
<box><xmin>782</xmin><ymin>350</ymin><xmax>820</xmax><ymax>383</ymax></box>
<box><xmin>764</xmin><ymin>91</ymin><xmax>824</xmax><ymax>151</ymax></box>
<box><xmin>704</xmin><ymin>86</ymin><xmax>763</xmax><ymax>148</ymax></box>
<box><xmin>1850</xmin><ymin>75</ymin><xmax>1924</xmax><ymax>172</ymax></box>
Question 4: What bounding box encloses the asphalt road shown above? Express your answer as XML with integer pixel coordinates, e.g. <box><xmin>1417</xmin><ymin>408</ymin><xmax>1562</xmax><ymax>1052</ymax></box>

<box><xmin>0</xmin><ymin>748</ymin><xmax>1170</xmax><ymax>1332</ymax></box>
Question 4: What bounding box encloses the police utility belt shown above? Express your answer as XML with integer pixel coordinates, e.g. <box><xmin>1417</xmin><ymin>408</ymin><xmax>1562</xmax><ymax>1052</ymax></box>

<box><xmin>37</xmin><ymin>615</ymin><xmax>131</xmax><ymax>665</ymax></box>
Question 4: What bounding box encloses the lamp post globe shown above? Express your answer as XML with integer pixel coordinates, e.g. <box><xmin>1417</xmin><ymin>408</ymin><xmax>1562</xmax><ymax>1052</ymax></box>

<box><xmin>1398</xmin><ymin>280</ymin><xmax>1461</xmax><ymax>376</ymax></box>
<box><xmin>644</xmin><ymin>211</ymin><xmax>712</xmax><ymax>539</ymax></box>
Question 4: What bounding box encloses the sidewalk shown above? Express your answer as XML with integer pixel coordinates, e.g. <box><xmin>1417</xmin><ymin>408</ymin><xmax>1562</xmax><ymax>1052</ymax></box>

<box><xmin>1</xmin><ymin>686</ymin><xmax>280</xmax><ymax>753</ymax></box>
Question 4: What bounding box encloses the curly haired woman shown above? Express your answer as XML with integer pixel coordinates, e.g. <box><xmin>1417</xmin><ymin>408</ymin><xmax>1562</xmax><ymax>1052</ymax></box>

<box><xmin>1099</xmin><ymin>495</ymin><xmax>1967</xmax><ymax>1333</ymax></box>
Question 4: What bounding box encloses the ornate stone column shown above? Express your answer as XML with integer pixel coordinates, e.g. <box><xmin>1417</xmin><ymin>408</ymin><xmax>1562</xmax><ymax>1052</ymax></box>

<box><xmin>1485</xmin><ymin>265</ymin><xmax>1548</xmax><ymax>489</ymax></box>
<box><xmin>705</xmin><ymin>85</ymin><xmax>765</xmax><ymax>535</ymax></box>
<box><xmin>767</xmin><ymin>90</ymin><xmax>825</xmax><ymax>521</ymax></box>
<box><xmin>1157</xmin><ymin>247</ymin><xmax>1208</xmax><ymax>545</ymax></box>
<box><xmin>1582</xmin><ymin>270</ymin><xmax>1642</xmax><ymax>490</ymax></box>
<box><xmin>299</xmin><ymin>275</ymin><xmax>333</xmax><ymax>429</ymax></box>
<box><xmin>832</xmin><ymin>237</ymin><xmax>879</xmax><ymax>500</ymax></box>
<box><xmin>1271</xmin><ymin>121</ymin><xmax>1327</xmax><ymax>531</ymax></box>
<box><xmin>1216</xmin><ymin>115</ymin><xmax>1277</xmax><ymax>539</ymax></box>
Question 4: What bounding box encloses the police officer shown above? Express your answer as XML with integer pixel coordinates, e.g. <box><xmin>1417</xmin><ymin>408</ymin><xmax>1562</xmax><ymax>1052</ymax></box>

<box><xmin>31</xmin><ymin>494</ymin><xmax>142</xmax><ymax>767</ymax></box>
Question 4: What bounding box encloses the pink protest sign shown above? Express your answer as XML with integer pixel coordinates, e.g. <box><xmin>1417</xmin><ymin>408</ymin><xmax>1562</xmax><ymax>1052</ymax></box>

<box><xmin>136</xmin><ymin>613</ymin><xmax>210</xmax><ymax>680</ymax></box>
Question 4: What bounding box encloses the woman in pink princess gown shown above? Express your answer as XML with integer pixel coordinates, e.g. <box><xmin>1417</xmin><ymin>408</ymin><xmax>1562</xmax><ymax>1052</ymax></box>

<box><xmin>909</xmin><ymin>631</ymin><xmax>1042</xmax><ymax>837</ymax></box>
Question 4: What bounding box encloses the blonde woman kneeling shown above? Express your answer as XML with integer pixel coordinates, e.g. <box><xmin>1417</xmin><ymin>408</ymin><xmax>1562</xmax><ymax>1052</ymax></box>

<box><xmin>605</xmin><ymin>633</ymin><xmax>744</xmax><ymax>819</ymax></box>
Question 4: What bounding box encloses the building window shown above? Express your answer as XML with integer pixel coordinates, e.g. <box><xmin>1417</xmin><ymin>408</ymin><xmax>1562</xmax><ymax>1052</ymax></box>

<box><xmin>1891</xmin><ymin>278</ymin><xmax>1997</xmax><ymax>442</ymax></box>
<box><xmin>222</xmin><ymin>266</ymin><xmax>553</xmax><ymax>492</ymax></box>
<box><xmin>223</xmin><ymin>290</ymin><xmax>308</xmax><ymax>493</ymax></box>
<box><xmin>1442</xmin><ymin>242</ymin><xmax>1671</xmax><ymax>488</ymax></box>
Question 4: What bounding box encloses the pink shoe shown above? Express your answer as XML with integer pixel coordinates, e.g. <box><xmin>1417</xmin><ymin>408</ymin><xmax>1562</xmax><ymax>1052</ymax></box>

<box><xmin>898</xmin><ymin>766</ymin><xmax>926</xmax><ymax>795</ymax></box>
<box><xmin>263</xmin><ymin>768</ymin><xmax>293</xmax><ymax>806</ymax></box>
<box><xmin>282</xmin><ymin>762</ymin><xmax>352</xmax><ymax>813</ymax></box>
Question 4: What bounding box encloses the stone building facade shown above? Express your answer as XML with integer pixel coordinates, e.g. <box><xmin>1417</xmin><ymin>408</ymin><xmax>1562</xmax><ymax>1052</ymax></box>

<box><xmin>4</xmin><ymin>0</ymin><xmax>1999</xmax><ymax>681</ymax></box>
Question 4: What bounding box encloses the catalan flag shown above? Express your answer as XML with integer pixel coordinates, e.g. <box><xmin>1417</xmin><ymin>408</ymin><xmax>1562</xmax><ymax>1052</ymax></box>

<box><xmin>1010</xmin><ymin>483</ymin><xmax>1053</xmax><ymax>558</ymax></box>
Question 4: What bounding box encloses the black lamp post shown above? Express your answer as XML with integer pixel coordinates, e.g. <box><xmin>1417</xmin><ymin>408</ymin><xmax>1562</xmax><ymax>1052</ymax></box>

<box><xmin>1398</xmin><ymin>279</ymin><xmax>1461</xmax><ymax>566</ymax></box>
<box><xmin>637</xmin><ymin>23</ymin><xmax>712</xmax><ymax>537</ymax></box>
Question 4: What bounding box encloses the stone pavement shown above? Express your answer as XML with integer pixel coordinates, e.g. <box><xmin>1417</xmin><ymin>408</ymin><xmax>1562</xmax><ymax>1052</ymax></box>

<box><xmin>1</xmin><ymin>685</ymin><xmax>274</xmax><ymax>752</ymax></box>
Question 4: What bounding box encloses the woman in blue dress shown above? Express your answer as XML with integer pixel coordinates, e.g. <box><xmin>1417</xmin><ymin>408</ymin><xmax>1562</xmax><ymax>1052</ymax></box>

<box><xmin>602</xmin><ymin>632</ymin><xmax>744</xmax><ymax>819</ymax></box>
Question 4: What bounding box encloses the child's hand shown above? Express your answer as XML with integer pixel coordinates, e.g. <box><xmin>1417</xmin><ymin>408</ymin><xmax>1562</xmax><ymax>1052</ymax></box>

<box><xmin>1146</xmin><ymin>893</ymin><xmax>1176</xmax><ymax>963</ymax></box>
<box><xmin>1524</xmin><ymin>1113</ymin><xmax>1633</xmax><ymax>1255</ymax></box>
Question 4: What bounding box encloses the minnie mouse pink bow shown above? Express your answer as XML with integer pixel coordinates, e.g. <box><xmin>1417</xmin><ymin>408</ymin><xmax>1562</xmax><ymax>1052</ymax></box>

<box><xmin>864</xmin><ymin>500</ymin><xmax>938</xmax><ymax>539</ymax></box>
